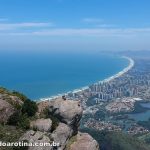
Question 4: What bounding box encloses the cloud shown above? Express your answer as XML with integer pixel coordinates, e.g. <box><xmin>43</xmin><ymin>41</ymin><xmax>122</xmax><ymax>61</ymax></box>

<box><xmin>95</xmin><ymin>24</ymin><xmax>116</xmax><ymax>28</ymax></box>
<box><xmin>32</xmin><ymin>28</ymin><xmax>120</xmax><ymax>36</ymax></box>
<box><xmin>0</xmin><ymin>20</ymin><xmax>149</xmax><ymax>37</ymax></box>
<box><xmin>0</xmin><ymin>22</ymin><xmax>53</xmax><ymax>30</ymax></box>
<box><xmin>1</xmin><ymin>27</ymin><xmax>150</xmax><ymax>52</ymax></box>
<box><xmin>3</xmin><ymin>27</ymin><xmax>150</xmax><ymax>37</ymax></box>
<box><xmin>82</xmin><ymin>18</ymin><xmax>115</xmax><ymax>28</ymax></box>
<box><xmin>82</xmin><ymin>18</ymin><xmax>103</xmax><ymax>23</ymax></box>
<box><xmin>34</xmin><ymin>28</ymin><xmax>150</xmax><ymax>37</ymax></box>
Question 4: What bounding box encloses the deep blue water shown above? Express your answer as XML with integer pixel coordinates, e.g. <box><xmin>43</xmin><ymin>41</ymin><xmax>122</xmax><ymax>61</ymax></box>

<box><xmin>0</xmin><ymin>51</ymin><xmax>129</xmax><ymax>100</ymax></box>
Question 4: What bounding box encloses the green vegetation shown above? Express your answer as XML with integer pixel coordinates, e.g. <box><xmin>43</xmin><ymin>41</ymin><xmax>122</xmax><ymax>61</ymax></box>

<box><xmin>94</xmin><ymin>110</ymin><xmax>105</xmax><ymax>121</ymax></box>
<box><xmin>0</xmin><ymin>87</ymin><xmax>11</xmax><ymax>94</ymax></box>
<box><xmin>0</xmin><ymin>87</ymin><xmax>37</xmax><ymax>129</ymax></box>
<box><xmin>0</xmin><ymin>124</ymin><xmax>24</xmax><ymax>142</ymax></box>
<box><xmin>138</xmin><ymin>132</ymin><xmax>150</xmax><ymax>146</ymax></box>
<box><xmin>0</xmin><ymin>87</ymin><xmax>27</xmax><ymax>110</ymax></box>
<box><xmin>8</xmin><ymin>111</ymin><xmax>21</xmax><ymax>126</ymax></box>
<box><xmin>0</xmin><ymin>124</ymin><xmax>25</xmax><ymax>150</ymax></box>
<box><xmin>0</xmin><ymin>87</ymin><xmax>27</xmax><ymax>101</ymax></box>
<box><xmin>18</xmin><ymin>114</ymin><xmax>30</xmax><ymax>129</ymax></box>
<box><xmin>42</xmin><ymin>108</ymin><xmax>59</xmax><ymax>131</ymax></box>
<box><xmin>0</xmin><ymin>88</ymin><xmax>39</xmax><ymax>150</ymax></box>
<box><xmin>66</xmin><ymin>135</ymin><xmax>77</xmax><ymax>149</ymax></box>
<box><xmin>50</xmin><ymin>114</ymin><xmax>59</xmax><ymax>131</ymax></box>
<box><xmin>21</xmin><ymin>99</ymin><xmax>37</xmax><ymax>117</ymax></box>
<box><xmin>0</xmin><ymin>87</ymin><xmax>38</xmax><ymax>129</ymax></box>
<box><xmin>12</xmin><ymin>91</ymin><xmax>28</xmax><ymax>102</ymax></box>
<box><xmin>8</xmin><ymin>99</ymin><xmax>37</xmax><ymax>129</ymax></box>
<box><xmin>80</xmin><ymin>128</ymin><xmax>150</xmax><ymax>150</ymax></box>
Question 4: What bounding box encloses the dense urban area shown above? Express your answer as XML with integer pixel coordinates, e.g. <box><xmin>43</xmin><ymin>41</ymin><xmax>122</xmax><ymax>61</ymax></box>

<box><xmin>66</xmin><ymin>52</ymin><xmax>150</xmax><ymax>149</ymax></box>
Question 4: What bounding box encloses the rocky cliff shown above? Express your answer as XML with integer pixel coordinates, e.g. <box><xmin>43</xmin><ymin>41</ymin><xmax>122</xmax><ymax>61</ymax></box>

<box><xmin>20</xmin><ymin>97</ymin><xmax>99</xmax><ymax>150</ymax></box>
<box><xmin>0</xmin><ymin>88</ymin><xmax>23</xmax><ymax>124</ymax></box>
<box><xmin>0</xmin><ymin>87</ymin><xmax>99</xmax><ymax>150</ymax></box>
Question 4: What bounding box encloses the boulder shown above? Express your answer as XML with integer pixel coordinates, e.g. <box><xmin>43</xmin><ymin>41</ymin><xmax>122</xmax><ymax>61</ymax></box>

<box><xmin>0</xmin><ymin>87</ymin><xmax>100</xmax><ymax>150</ymax></box>
<box><xmin>19</xmin><ymin>130</ymin><xmax>53</xmax><ymax>150</ymax></box>
<box><xmin>69</xmin><ymin>132</ymin><xmax>99</xmax><ymax>150</ymax></box>
<box><xmin>9</xmin><ymin>95</ymin><xmax>23</xmax><ymax>105</ymax></box>
<box><xmin>0</xmin><ymin>93</ymin><xmax>23</xmax><ymax>124</ymax></box>
<box><xmin>30</xmin><ymin>118</ymin><xmax>52</xmax><ymax>132</ymax></box>
<box><xmin>0</xmin><ymin>98</ymin><xmax>15</xmax><ymax>123</ymax></box>
<box><xmin>37</xmin><ymin>100</ymin><xmax>50</xmax><ymax>114</ymax></box>
<box><xmin>51</xmin><ymin>123</ymin><xmax>73</xmax><ymax>150</ymax></box>
<box><xmin>48</xmin><ymin>98</ymin><xmax>83</xmax><ymax>134</ymax></box>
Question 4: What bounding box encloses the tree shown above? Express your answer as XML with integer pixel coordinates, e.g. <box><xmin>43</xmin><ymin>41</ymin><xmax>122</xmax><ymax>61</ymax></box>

<box><xmin>21</xmin><ymin>99</ymin><xmax>37</xmax><ymax>117</ymax></box>
<box><xmin>8</xmin><ymin>111</ymin><xmax>21</xmax><ymax>126</ymax></box>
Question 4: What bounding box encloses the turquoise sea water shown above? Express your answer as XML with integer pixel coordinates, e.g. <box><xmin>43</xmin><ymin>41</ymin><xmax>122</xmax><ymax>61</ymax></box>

<box><xmin>0</xmin><ymin>51</ymin><xmax>129</xmax><ymax>100</ymax></box>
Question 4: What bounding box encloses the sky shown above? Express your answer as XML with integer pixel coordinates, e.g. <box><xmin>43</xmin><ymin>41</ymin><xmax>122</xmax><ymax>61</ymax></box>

<box><xmin>0</xmin><ymin>0</ymin><xmax>150</xmax><ymax>52</ymax></box>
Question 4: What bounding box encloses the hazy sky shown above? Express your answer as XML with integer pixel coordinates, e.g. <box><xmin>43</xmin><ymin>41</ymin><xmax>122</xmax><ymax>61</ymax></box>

<box><xmin>0</xmin><ymin>0</ymin><xmax>150</xmax><ymax>52</ymax></box>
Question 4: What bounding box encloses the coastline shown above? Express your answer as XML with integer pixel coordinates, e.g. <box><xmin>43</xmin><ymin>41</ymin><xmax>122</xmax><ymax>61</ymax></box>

<box><xmin>99</xmin><ymin>56</ymin><xmax>134</xmax><ymax>83</ymax></box>
<box><xmin>37</xmin><ymin>56</ymin><xmax>134</xmax><ymax>102</ymax></box>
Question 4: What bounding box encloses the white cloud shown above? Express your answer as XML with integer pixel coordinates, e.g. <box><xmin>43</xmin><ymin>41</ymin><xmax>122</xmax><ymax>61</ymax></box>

<box><xmin>0</xmin><ymin>22</ymin><xmax>53</xmax><ymax>30</ymax></box>
<box><xmin>2</xmin><ymin>27</ymin><xmax>150</xmax><ymax>38</ymax></box>
<box><xmin>82</xmin><ymin>18</ymin><xmax>103</xmax><ymax>23</ymax></box>
<box><xmin>95</xmin><ymin>24</ymin><xmax>116</xmax><ymax>28</ymax></box>
<box><xmin>28</xmin><ymin>28</ymin><xmax>150</xmax><ymax>37</ymax></box>
<box><xmin>82</xmin><ymin>18</ymin><xmax>115</xmax><ymax>28</ymax></box>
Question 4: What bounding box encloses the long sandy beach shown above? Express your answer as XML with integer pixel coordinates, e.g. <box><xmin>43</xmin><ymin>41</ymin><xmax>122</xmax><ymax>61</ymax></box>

<box><xmin>39</xmin><ymin>56</ymin><xmax>134</xmax><ymax>102</ymax></box>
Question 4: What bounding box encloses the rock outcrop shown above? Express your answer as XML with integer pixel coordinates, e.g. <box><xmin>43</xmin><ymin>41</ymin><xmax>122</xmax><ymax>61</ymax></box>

<box><xmin>19</xmin><ymin>130</ymin><xmax>52</xmax><ymax>150</ymax></box>
<box><xmin>0</xmin><ymin>98</ymin><xmax>15</xmax><ymax>123</ymax></box>
<box><xmin>0</xmin><ymin>91</ymin><xmax>23</xmax><ymax>124</ymax></box>
<box><xmin>69</xmin><ymin>132</ymin><xmax>99</xmax><ymax>150</ymax></box>
<box><xmin>51</xmin><ymin>123</ymin><xmax>73</xmax><ymax>150</ymax></box>
<box><xmin>30</xmin><ymin>118</ymin><xmax>52</xmax><ymax>132</ymax></box>
<box><xmin>48</xmin><ymin>98</ymin><xmax>83</xmax><ymax>134</ymax></box>
<box><xmin>19</xmin><ymin>97</ymin><xmax>99</xmax><ymax>150</ymax></box>
<box><xmin>0</xmin><ymin>88</ymin><xmax>99</xmax><ymax>149</ymax></box>
<box><xmin>0</xmin><ymin>94</ymin><xmax>23</xmax><ymax>123</ymax></box>
<box><xmin>9</xmin><ymin>95</ymin><xmax>23</xmax><ymax>105</ymax></box>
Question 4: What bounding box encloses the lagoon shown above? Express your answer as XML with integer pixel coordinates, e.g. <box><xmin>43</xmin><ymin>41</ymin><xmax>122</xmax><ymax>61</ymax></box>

<box><xmin>140</xmin><ymin>102</ymin><xmax>150</xmax><ymax>109</ymax></box>
<box><xmin>128</xmin><ymin>102</ymin><xmax>150</xmax><ymax>121</ymax></box>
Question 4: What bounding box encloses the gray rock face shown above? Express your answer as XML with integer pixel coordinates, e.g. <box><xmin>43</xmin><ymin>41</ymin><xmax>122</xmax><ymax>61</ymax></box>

<box><xmin>30</xmin><ymin>118</ymin><xmax>52</xmax><ymax>132</ymax></box>
<box><xmin>69</xmin><ymin>132</ymin><xmax>99</xmax><ymax>150</ymax></box>
<box><xmin>19</xmin><ymin>97</ymin><xmax>99</xmax><ymax>150</ymax></box>
<box><xmin>19</xmin><ymin>130</ymin><xmax>53</xmax><ymax>150</ymax></box>
<box><xmin>0</xmin><ymin>88</ymin><xmax>100</xmax><ymax>150</ymax></box>
<box><xmin>48</xmin><ymin>98</ymin><xmax>83</xmax><ymax>134</ymax></box>
<box><xmin>51</xmin><ymin>123</ymin><xmax>73</xmax><ymax>150</ymax></box>
<box><xmin>0</xmin><ymin>93</ymin><xmax>23</xmax><ymax>124</ymax></box>
<box><xmin>9</xmin><ymin>95</ymin><xmax>23</xmax><ymax>105</ymax></box>
<box><xmin>0</xmin><ymin>98</ymin><xmax>15</xmax><ymax>123</ymax></box>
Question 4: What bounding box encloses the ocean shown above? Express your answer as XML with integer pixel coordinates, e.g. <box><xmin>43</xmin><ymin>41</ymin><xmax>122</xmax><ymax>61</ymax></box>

<box><xmin>0</xmin><ymin>51</ymin><xmax>129</xmax><ymax>100</ymax></box>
